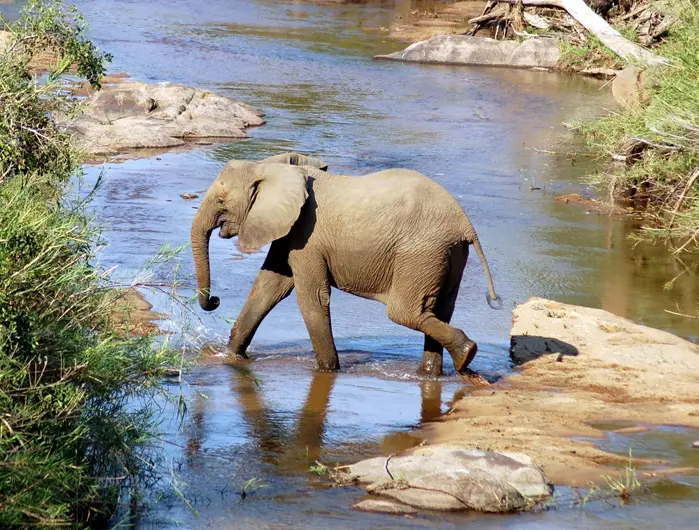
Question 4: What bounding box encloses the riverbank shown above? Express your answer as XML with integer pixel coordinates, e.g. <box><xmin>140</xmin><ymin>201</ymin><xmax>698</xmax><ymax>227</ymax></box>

<box><xmin>385</xmin><ymin>0</ymin><xmax>699</xmax><ymax>256</ymax></box>
<box><xmin>0</xmin><ymin>3</ymin><xmax>178</xmax><ymax>526</ymax></box>
<box><xmin>577</xmin><ymin>1</ymin><xmax>699</xmax><ymax>253</ymax></box>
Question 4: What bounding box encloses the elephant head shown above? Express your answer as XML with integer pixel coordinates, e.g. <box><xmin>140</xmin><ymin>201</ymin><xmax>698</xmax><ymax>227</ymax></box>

<box><xmin>191</xmin><ymin>154</ymin><xmax>327</xmax><ymax>312</ymax></box>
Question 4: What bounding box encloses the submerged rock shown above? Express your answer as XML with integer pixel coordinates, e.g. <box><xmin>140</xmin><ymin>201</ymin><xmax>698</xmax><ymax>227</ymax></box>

<box><xmin>351</xmin><ymin>498</ymin><xmax>417</xmax><ymax>515</ymax></box>
<box><xmin>62</xmin><ymin>82</ymin><xmax>265</xmax><ymax>156</ymax></box>
<box><xmin>375</xmin><ymin>35</ymin><xmax>560</xmax><ymax>69</ymax></box>
<box><xmin>345</xmin><ymin>445</ymin><xmax>553</xmax><ymax>513</ymax></box>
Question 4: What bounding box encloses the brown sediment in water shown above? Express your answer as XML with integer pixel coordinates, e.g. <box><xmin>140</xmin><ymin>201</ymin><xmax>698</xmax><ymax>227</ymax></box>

<box><xmin>423</xmin><ymin>298</ymin><xmax>699</xmax><ymax>486</ymax></box>
<box><xmin>385</xmin><ymin>1</ymin><xmax>490</xmax><ymax>43</ymax></box>
<box><xmin>107</xmin><ymin>288</ymin><xmax>166</xmax><ymax>337</ymax></box>
<box><xmin>556</xmin><ymin>193</ymin><xmax>633</xmax><ymax>216</ymax></box>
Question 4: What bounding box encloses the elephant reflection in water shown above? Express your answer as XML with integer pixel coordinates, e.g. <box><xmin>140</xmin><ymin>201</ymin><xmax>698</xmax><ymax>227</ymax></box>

<box><xmin>183</xmin><ymin>366</ymin><xmax>454</xmax><ymax>470</ymax></box>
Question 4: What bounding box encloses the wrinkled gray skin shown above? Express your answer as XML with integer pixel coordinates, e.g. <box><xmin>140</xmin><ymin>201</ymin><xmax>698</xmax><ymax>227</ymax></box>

<box><xmin>191</xmin><ymin>153</ymin><xmax>499</xmax><ymax>376</ymax></box>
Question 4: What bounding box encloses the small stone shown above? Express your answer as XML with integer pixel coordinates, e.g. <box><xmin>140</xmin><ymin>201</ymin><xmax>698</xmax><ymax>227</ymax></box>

<box><xmin>180</xmin><ymin>193</ymin><xmax>199</xmax><ymax>200</ymax></box>
<box><xmin>352</xmin><ymin>498</ymin><xmax>417</xmax><ymax>515</ymax></box>
<box><xmin>691</xmin><ymin>441</ymin><xmax>699</xmax><ymax>449</ymax></box>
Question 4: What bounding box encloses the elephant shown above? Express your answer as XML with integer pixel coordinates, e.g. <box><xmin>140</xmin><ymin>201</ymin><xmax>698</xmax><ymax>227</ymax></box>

<box><xmin>190</xmin><ymin>152</ymin><xmax>499</xmax><ymax>376</ymax></box>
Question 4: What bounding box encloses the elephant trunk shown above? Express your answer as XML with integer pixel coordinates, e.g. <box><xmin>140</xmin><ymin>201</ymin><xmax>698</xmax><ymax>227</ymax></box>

<box><xmin>191</xmin><ymin>195</ymin><xmax>221</xmax><ymax>311</ymax></box>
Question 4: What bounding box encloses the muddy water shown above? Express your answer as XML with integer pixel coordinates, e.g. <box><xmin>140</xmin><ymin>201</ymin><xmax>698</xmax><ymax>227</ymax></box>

<box><xmin>4</xmin><ymin>0</ymin><xmax>699</xmax><ymax>527</ymax></box>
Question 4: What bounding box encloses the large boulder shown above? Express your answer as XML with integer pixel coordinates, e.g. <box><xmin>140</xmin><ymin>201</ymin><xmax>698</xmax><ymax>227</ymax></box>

<box><xmin>345</xmin><ymin>445</ymin><xmax>553</xmax><ymax>513</ymax></box>
<box><xmin>375</xmin><ymin>35</ymin><xmax>560</xmax><ymax>69</ymax></box>
<box><xmin>62</xmin><ymin>82</ymin><xmax>265</xmax><ymax>155</ymax></box>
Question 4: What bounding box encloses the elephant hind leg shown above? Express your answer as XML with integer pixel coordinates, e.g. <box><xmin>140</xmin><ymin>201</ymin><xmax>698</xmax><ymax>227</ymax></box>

<box><xmin>418</xmin><ymin>245</ymin><xmax>468</xmax><ymax>377</ymax></box>
<box><xmin>388</xmin><ymin>246</ymin><xmax>474</xmax><ymax>374</ymax></box>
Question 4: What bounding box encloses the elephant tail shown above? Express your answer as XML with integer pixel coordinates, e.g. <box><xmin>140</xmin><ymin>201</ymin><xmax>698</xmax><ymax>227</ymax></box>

<box><xmin>466</xmin><ymin>235</ymin><xmax>501</xmax><ymax>310</ymax></box>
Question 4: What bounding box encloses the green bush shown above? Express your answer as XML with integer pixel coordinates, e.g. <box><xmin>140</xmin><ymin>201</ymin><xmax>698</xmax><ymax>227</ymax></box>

<box><xmin>1</xmin><ymin>2</ymin><xmax>176</xmax><ymax>527</ymax></box>
<box><xmin>576</xmin><ymin>0</ymin><xmax>699</xmax><ymax>252</ymax></box>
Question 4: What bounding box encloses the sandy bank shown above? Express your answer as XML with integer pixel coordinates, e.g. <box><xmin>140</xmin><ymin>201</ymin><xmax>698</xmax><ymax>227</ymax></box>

<box><xmin>424</xmin><ymin>297</ymin><xmax>699</xmax><ymax>485</ymax></box>
<box><xmin>387</xmin><ymin>1</ymin><xmax>488</xmax><ymax>42</ymax></box>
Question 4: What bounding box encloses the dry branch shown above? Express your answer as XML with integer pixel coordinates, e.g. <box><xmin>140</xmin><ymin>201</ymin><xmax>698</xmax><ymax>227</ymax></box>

<box><xmin>496</xmin><ymin>0</ymin><xmax>669</xmax><ymax>66</ymax></box>
<box><xmin>668</xmin><ymin>168</ymin><xmax>699</xmax><ymax>230</ymax></box>
<box><xmin>619</xmin><ymin>4</ymin><xmax>649</xmax><ymax>22</ymax></box>
<box><xmin>468</xmin><ymin>11</ymin><xmax>506</xmax><ymax>25</ymax></box>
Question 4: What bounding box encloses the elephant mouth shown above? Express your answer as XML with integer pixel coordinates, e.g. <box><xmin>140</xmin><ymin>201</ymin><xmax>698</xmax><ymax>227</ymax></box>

<box><xmin>218</xmin><ymin>221</ymin><xmax>237</xmax><ymax>239</ymax></box>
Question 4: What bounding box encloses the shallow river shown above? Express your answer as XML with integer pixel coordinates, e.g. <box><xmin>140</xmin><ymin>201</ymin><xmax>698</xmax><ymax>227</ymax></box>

<box><xmin>4</xmin><ymin>0</ymin><xmax>699</xmax><ymax>527</ymax></box>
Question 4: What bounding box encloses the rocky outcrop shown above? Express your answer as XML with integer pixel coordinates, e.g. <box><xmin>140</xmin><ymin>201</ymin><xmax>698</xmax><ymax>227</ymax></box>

<box><xmin>344</xmin><ymin>445</ymin><xmax>553</xmax><ymax>513</ymax></box>
<box><xmin>375</xmin><ymin>35</ymin><xmax>561</xmax><ymax>69</ymax></box>
<box><xmin>62</xmin><ymin>82</ymin><xmax>265</xmax><ymax>156</ymax></box>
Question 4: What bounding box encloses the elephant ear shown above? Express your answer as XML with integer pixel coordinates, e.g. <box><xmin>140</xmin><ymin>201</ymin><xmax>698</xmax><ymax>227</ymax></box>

<box><xmin>238</xmin><ymin>163</ymin><xmax>308</xmax><ymax>253</ymax></box>
<box><xmin>260</xmin><ymin>152</ymin><xmax>328</xmax><ymax>171</ymax></box>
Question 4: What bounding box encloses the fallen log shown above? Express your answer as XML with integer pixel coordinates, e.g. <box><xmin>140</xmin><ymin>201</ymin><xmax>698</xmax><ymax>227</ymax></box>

<box><xmin>496</xmin><ymin>0</ymin><xmax>669</xmax><ymax>66</ymax></box>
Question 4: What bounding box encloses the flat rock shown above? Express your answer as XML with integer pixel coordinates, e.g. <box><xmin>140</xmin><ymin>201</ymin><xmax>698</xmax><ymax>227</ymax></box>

<box><xmin>107</xmin><ymin>288</ymin><xmax>164</xmax><ymax>337</ymax></box>
<box><xmin>61</xmin><ymin>82</ymin><xmax>265</xmax><ymax>155</ymax></box>
<box><xmin>351</xmin><ymin>498</ymin><xmax>417</xmax><ymax>514</ymax></box>
<box><xmin>375</xmin><ymin>35</ymin><xmax>560</xmax><ymax>69</ymax></box>
<box><xmin>346</xmin><ymin>445</ymin><xmax>552</xmax><ymax>513</ymax></box>
<box><xmin>510</xmin><ymin>298</ymin><xmax>699</xmax><ymax>393</ymax></box>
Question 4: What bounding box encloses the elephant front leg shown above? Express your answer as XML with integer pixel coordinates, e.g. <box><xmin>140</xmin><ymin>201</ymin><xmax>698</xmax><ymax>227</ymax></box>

<box><xmin>418</xmin><ymin>336</ymin><xmax>444</xmax><ymax>377</ymax></box>
<box><xmin>227</xmin><ymin>268</ymin><xmax>294</xmax><ymax>359</ymax></box>
<box><xmin>294</xmin><ymin>271</ymin><xmax>339</xmax><ymax>371</ymax></box>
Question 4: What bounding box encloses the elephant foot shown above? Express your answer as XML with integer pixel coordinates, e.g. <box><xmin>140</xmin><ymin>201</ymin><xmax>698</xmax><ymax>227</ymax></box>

<box><xmin>315</xmin><ymin>357</ymin><xmax>340</xmax><ymax>372</ymax></box>
<box><xmin>417</xmin><ymin>351</ymin><xmax>443</xmax><ymax>377</ymax></box>
<box><xmin>451</xmin><ymin>340</ymin><xmax>478</xmax><ymax>374</ymax></box>
<box><xmin>224</xmin><ymin>352</ymin><xmax>250</xmax><ymax>365</ymax></box>
<box><xmin>226</xmin><ymin>338</ymin><xmax>250</xmax><ymax>358</ymax></box>
<box><xmin>225</xmin><ymin>343</ymin><xmax>250</xmax><ymax>361</ymax></box>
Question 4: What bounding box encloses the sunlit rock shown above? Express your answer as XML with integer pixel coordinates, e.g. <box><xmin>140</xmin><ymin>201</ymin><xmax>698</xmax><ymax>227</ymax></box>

<box><xmin>345</xmin><ymin>445</ymin><xmax>553</xmax><ymax>513</ymax></box>
<box><xmin>61</xmin><ymin>82</ymin><xmax>265</xmax><ymax>155</ymax></box>
<box><xmin>351</xmin><ymin>498</ymin><xmax>417</xmax><ymax>514</ymax></box>
<box><xmin>376</xmin><ymin>35</ymin><xmax>560</xmax><ymax>69</ymax></box>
